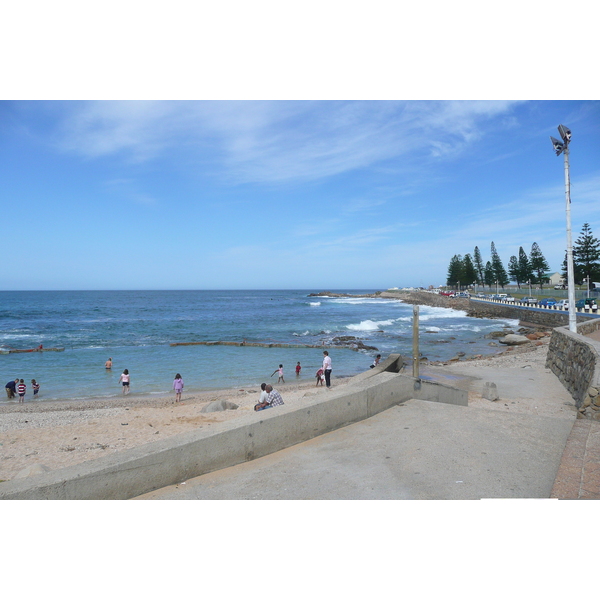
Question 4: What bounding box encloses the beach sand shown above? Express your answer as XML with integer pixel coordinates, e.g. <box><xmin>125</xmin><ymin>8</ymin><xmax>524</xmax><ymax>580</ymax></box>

<box><xmin>0</xmin><ymin>377</ymin><xmax>351</xmax><ymax>481</ymax></box>
<box><xmin>0</xmin><ymin>337</ymin><xmax>576</xmax><ymax>483</ymax></box>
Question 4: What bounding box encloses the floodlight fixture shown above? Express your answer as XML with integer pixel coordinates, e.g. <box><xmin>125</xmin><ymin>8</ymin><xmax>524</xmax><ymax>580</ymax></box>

<box><xmin>551</xmin><ymin>136</ymin><xmax>564</xmax><ymax>155</ymax></box>
<box><xmin>558</xmin><ymin>124</ymin><xmax>572</xmax><ymax>144</ymax></box>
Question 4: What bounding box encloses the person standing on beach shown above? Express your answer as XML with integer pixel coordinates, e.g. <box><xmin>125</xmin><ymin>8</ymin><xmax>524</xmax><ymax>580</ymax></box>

<box><xmin>271</xmin><ymin>364</ymin><xmax>285</xmax><ymax>384</ymax></box>
<box><xmin>322</xmin><ymin>351</ymin><xmax>332</xmax><ymax>388</ymax></box>
<box><xmin>296</xmin><ymin>362</ymin><xmax>301</xmax><ymax>376</ymax></box>
<box><xmin>31</xmin><ymin>379</ymin><xmax>40</xmax><ymax>396</ymax></box>
<box><xmin>315</xmin><ymin>368</ymin><xmax>324</xmax><ymax>386</ymax></box>
<box><xmin>173</xmin><ymin>373</ymin><xmax>184</xmax><ymax>402</ymax></box>
<box><xmin>5</xmin><ymin>378</ymin><xmax>18</xmax><ymax>399</ymax></box>
<box><xmin>17</xmin><ymin>379</ymin><xmax>26</xmax><ymax>403</ymax></box>
<box><xmin>119</xmin><ymin>369</ymin><xmax>130</xmax><ymax>395</ymax></box>
<box><xmin>105</xmin><ymin>357</ymin><xmax>112</xmax><ymax>369</ymax></box>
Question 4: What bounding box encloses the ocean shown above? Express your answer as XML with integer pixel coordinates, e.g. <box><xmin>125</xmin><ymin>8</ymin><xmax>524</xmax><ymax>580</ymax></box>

<box><xmin>1</xmin><ymin>290</ymin><xmax>518</xmax><ymax>403</ymax></box>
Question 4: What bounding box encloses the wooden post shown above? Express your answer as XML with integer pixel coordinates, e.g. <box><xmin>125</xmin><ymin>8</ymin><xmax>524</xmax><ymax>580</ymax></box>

<box><xmin>413</xmin><ymin>305</ymin><xmax>419</xmax><ymax>378</ymax></box>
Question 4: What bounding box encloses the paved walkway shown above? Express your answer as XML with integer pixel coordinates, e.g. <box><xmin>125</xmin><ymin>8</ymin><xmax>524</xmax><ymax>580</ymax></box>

<box><xmin>134</xmin><ymin>354</ymin><xmax>600</xmax><ymax>501</ymax></box>
<box><xmin>135</xmin><ymin>399</ymin><xmax>575</xmax><ymax>500</ymax></box>
<box><xmin>551</xmin><ymin>419</ymin><xmax>600</xmax><ymax>499</ymax></box>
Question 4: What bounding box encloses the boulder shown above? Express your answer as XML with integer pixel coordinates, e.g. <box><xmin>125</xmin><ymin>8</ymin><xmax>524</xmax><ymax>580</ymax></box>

<box><xmin>200</xmin><ymin>400</ymin><xmax>239</xmax><ymax>413</ymax></box>
<box><xmin>499</xmin><ymin>334</ymin><xmax>530</xmax><ymax>345</ymax></box>
<box><xmin>483</xmin><ymin>382</ymin><xmax>499</xmax><ymax>401</ymax></box>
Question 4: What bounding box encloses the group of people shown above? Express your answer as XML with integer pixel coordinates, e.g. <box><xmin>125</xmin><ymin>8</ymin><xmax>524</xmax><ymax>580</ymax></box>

<box><xmin>256</xmin><ymin>350</ymin><xmax>334</xmax><ymax>410</ymax></box>
<box><xmin>5</xmin><ymin>378</ymin><xmax>40</xmax><ymax>402</ymax></box>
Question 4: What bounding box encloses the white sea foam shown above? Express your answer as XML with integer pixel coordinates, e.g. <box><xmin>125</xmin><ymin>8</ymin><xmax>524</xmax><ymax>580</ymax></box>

<box><xmin>347</xmin><ymin>319</ymin><xmax>395</xmax><ymax>331</ymax></box>
<box><xmin>309</xmin><ymin>302</ymin><xmax>321</xmax><ymax>306</ymax></box>
<box><xmin>328</xmin><ymin>297</ymin><xmax>404</xmax><ymax>306</ymax></box>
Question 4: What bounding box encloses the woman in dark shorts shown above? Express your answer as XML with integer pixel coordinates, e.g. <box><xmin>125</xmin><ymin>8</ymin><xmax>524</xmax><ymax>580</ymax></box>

<box><xmin>119</xmin><ymin>369</ymin><xmax>130</xmax><ymax>395</ymax></box>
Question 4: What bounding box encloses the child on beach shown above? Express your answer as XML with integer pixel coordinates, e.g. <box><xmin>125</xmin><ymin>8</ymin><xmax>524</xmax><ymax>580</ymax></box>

<box><xmin>271</xmin><ymin>364</ymin><xmax>285</xmax><ymax>384</ymax></box>
<box><xmin>173</xmin><ymin>373</ymin><xmax>184</xmax><ymax>402</ymax></box>
<box><xmin>296</xmin><ymin>362</ymin><xmax>301</xmax><ymax>376</ymax></box>
<box><xmin>31</xmin><ymin>379</ymin><xmax>40</xmax><ymax>396</ymax></box>
<box><xmin>17</xmin><ymin>379</ymin><xmax>26</xmax><ymax>403</ymax></box>
<box><xmin>119</xmin><ymin>369</ymin><xmax>130</xmax><ymax>395</ymax></box>
<box><xmin>315</xmin><ymin>368</ymin><xmax>324</xmax><ymax>386</ymax></box>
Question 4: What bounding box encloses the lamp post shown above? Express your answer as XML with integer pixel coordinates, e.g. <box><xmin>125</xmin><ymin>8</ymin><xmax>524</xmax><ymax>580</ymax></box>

<box><xmin>495</xmin><ymin>280</ymin><xmax>498</xmax><ymax>295</ymax></box>
<box><xmin>551</xmin><ymin>124</ymin><xmax>577</xmax><ymax>332</ymax></box>
<box><xmin>528</xmin><ymin>279</ymin><xmax>531</xmax><ymax>298</ymax></box>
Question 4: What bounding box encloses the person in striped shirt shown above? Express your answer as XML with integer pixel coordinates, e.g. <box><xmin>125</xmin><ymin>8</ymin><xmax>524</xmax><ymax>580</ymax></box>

<box><xmin>17</xmin><ymin>379</ymin><xmax>26</xmax><ymax>403</ymax></box>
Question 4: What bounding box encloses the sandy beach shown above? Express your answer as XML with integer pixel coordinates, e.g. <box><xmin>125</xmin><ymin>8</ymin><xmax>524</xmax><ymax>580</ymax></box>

<box><xmin>0</xmin><ymin>336</ymin><xmax>575</xmax><ymax>483</ymax></box>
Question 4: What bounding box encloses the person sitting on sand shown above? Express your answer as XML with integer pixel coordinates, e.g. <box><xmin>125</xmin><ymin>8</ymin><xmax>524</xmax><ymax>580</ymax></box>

<box><xmin>254</xmin><ymin>384</ymin><xmax>284</xmax><ymax>411</ymax></box>
<box><xmin>173</xmin><ymin>373</ymin><xmax>184</xmax><ymax>402</ymax></box>
<box><xmin>258</xmin><ymin>382</ymin><xmax>269</xmax><ymax>404</ymax></box>
<box><xmin>271</xmin><ymin>364</ymin><xmax>285</xmax><ymax>384</ymax></box>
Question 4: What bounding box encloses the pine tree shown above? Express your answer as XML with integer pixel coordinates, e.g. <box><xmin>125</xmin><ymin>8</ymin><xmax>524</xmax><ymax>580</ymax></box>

<box><xmin>463</xmin><ymin>253</ymin><xmax>477</xmax><ymax>286</ymax></box>
<box><xmin>573</xmin><ymin>223</ymin><xmax>600</xmax><ymax>285</ymax></box>
<box><xmin>446</xmin><ymin>255</ymin><xmax>465</xmax><ymax>288</ymax></box>
<box><xmin>529</xmin><ymin>242</ymin><xmax>550</xmax><ymax>289</ymax></box>
<box><xmin>484</xmin><ymin>261</ymin><xmax>495</xmax><ymax>289</ymax></box>
<box><xmin>518</xmin><ymin>246</ymin><xmax>534</xmax><ymax>287</ymax></box>
<box><xmin>473</xmin><ymin>246</ymin><xmax>485</xmax><ymax>285</ymax></box>
<box><xmin>490</xmin><ymin>242</ymin><xmax>509</xmax><ymax>288</ymax></box>
<box><xmin>508</xmin><ymin>255</ymin><xmax>520</xmax><ymax>287</ymax></box>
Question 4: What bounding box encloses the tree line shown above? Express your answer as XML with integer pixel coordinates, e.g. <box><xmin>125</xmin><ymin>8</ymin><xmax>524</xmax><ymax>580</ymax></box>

<box><xmin>446</xmin><ymin>223</ymin><xmax>600</xmax><ymax>291</ymax></box>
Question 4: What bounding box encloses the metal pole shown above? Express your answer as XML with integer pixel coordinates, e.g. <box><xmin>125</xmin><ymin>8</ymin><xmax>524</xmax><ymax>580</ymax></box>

<box><xmin>412</xmin><ymin>305</ymin><xmax>419</xmax><ymax>378</ymax></box>
<box><xmin>564</xmin><ymin>144</ymin><xmax>577</xmax><ymax>332</ymax></box>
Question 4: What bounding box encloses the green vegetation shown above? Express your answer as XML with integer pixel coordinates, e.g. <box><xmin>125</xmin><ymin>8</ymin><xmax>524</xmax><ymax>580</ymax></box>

<box><xmin>447</xmin><ymin>224</ymin><xmax>600</xmax><ymax>291</ymax></box>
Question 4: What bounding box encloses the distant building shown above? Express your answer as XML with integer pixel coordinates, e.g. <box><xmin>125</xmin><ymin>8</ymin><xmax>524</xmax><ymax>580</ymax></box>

<box><xmin>544</xmin><ymin>272</ymin><xmax>564</xmax><ymax>286</ymax></box>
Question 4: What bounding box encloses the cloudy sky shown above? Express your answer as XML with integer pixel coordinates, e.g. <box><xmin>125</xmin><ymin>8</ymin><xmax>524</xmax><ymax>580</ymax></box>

<box><xmin>1</xmin><ymin>4</ymin><xmax>598</xmax><ymax>291</ymax></box>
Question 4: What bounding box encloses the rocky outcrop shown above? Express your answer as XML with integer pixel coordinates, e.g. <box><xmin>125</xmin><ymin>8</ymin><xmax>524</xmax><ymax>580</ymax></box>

<box><xmin>499</xmin><ymin>334</ymin><xmax>530</xmax><ymax>345</ymax></box>
<box><xmin>201</xmin><ymin>400</ymin><xmax>239</xmax><ymax>413</ymax></box>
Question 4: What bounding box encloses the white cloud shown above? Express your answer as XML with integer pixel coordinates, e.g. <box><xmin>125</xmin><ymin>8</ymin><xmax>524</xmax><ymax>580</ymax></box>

<box><xmin>54</xmin><ymin>100</ymin><xmax>523</xmax><ymax>184</ymax></box>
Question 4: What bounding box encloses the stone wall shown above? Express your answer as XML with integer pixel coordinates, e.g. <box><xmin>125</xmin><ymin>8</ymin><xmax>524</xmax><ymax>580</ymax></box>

<box><xmin>384</xmin><ymin>291</ymin><xmax>598</xmax><ymax>329</ymax></box>
<box><xmin>546</xmin><ymin>320</ymin><xmax>600</xmax><ymax>418</ymax></box>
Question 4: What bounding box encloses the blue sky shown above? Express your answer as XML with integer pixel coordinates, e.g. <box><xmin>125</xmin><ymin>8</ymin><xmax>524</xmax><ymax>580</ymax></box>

<box><xmin>1</xmin><ymin>3</ymin><xmax>598</xmax><ymax>291</ymax></box>
<box><xmin>1</xmin><ymin>100</ymin><xmax>598</xmax><ymax>290</ymax></box>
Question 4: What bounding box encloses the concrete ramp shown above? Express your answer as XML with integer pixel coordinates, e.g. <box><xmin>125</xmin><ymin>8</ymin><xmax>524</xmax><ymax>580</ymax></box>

<box><xmin>136</xmin><ymin>399</ymin><xmax>573</xmax><ymax>500</ymax></box>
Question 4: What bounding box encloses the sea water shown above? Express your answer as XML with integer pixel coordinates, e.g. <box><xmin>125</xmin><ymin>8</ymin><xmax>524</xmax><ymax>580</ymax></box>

<box><xmin>0</xmin><ymin>290</ymin><xmax>518</xmax><ymax>403</ymax></box>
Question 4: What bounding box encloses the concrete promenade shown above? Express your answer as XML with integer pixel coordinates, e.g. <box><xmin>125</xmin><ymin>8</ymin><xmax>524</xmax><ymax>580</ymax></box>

<box><xmin>137</xmin><ymin>355</ymin><xmax>594</xmax><ymax>500</ymax></box>
<box><xmin>135</xmin><ymin>398</ymin><xmax>574</xmax><ymax>500</ymax></box>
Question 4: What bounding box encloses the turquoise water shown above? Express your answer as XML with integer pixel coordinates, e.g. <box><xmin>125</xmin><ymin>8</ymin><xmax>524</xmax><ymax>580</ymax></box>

<box><xmin>1</xmin><ymin>290</ymin><xmax>518</xmax><ymax>403</ymax></box>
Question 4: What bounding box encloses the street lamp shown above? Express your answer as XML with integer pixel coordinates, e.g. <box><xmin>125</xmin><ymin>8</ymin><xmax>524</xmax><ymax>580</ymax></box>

<box><xmin>528</xmin><ymin>279</ymin><xmax>531</xmax><ymax>297</ymax></box>
<box><xmin>495</xmin><ymin>280</ymin><xmax>498</xmax><ymax>295</ymax></box>
<box><xmin>586</xmin><ymin>276</ymin><xmax>590</xmax><ymax>298</ymax></box>
<box><xmin>551</xmin><ymin>124</ymin><xmax>577</xmax><ymax>332</ymax></box>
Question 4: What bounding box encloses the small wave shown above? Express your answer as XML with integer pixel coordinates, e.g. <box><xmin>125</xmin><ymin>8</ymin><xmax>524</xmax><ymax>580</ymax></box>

<box><xmin>346</xmin><ymin>320</ymin><xmax>389</xmax><ymax>332</ymax></box>
<box><xmin>328</xmin><ymin>297</ymin><xmax>404</xmax><ymax>306</ymax></box>
<box><xmin>293</xmin><ymin>331</ymin><xmax>311</xmax><ymax>337</ymax></box>
<box><xmin>309</xmin><ymin>302</ymin><xmax>321</xmax><ymax>306</ymax></box>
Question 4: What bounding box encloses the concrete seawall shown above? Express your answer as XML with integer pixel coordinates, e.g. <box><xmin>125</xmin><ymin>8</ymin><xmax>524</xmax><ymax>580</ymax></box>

<box><xmin>0</xmin><ymin>355</ymin><xmax>466</xmax><ymax>500</ymax></box>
